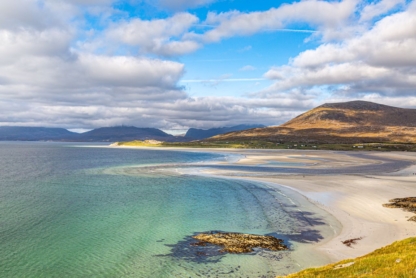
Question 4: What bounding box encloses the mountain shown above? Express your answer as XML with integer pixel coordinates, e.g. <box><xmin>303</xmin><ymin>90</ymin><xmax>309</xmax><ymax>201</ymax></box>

<box><xmin>71</xmin><ymin>126</ymin><xmax>175</xmax><ymax>142</ymax></box>
<box><xmin>0</xmin><ymin>126</ymin><xmax>76</xmax><ymax>141</ymax></box>
<box><xmin>209</xmin><ymin>101</ymin><xmax>416</xmax><ymax>143</ymax></box>
<box><xmin>0</xmin><ymin>126</ymin><xmax>176</xmax><ymax>142</ymax></box>
<box><xmin>185</xmin><ymin>124</ymin><xmax>266</xmax><ymax>140</ymax></box>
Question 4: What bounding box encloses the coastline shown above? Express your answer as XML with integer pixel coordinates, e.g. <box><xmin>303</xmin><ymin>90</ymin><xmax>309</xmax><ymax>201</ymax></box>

<box><xmin>198</xmin><ymin>149</ymin><xmax>416</xmax><ymax>263</ymax></box>
<box><xmin>200</xmin><ymin>150</ymin><xmax>416</xmax><ymax>262</ymax></box>
<box><xmin>113</xmin><ymin>145</ymin><xmax>416</xmax><ymax>269</ymax></box>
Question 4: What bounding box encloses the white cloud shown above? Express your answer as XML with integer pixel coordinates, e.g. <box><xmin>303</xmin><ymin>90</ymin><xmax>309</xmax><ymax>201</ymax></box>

<box><xmin>360</xmin><ymin>0</ymin><xmax>405</xmax><ymax>22</ymax></box>
<box><xmin>261</xmin><ymin>1</ymin><xmax>416</xmax><ymax>99</ymax></box>
<box><xmin>0</xmin><ymin>94</ymin><xmax>312</xmax><ymax>130</ymax></box>
<box><xmin>0</xmin><ymin>3</ymin><xmax>189</xmax><ymax>122</ymax></box>
<box><xmin>79</xmin><ymin>55</ymin><xmax>185</xmax><ymax>88</ymax></box>
<box><xmin>0</xmin><ymin>1</ymin><xmax>70</xmax><ymax>31</ymax></box>
<box><xmin>0</xmin><ymin>29</ymin><xmax>73</xmax><ymax>63</ymax></box>
<box><xmin>0</xmin><ymin>54</ymin><xmax>186</xmax><ymax>97</ymax></box>
<box><xmin>106</xmin><ymin>13</ymin><xmax>201</xmax><ymax>56</ymax></box>
<box><xmin>193</xmin><ymin>0</ymin><xmax>358</xmax><ymax>43</ymax></box>
<box><xmin>151</xmin><ymin>0</ymin><xmax>216</xmax><ymax>11</ymax></box>
<box><xmin>239</xmin><ymin>65</ymin><xmax>256</xmax><ymax>71</ymax></box>
<box><xmin>1</xmin><ymin>0</ymin><xmax>415</xmax><ymax>131</ymax></box>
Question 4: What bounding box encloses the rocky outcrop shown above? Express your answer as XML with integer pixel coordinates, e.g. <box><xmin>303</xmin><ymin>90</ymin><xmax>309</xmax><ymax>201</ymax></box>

<box><xmin>192</xmin><ymin>232</ymin><xmax>288</xmax><ymax>254</ymax></box>
<box><xmin>383</xmin><ymin>197</ymin><xmax>416</xmax><ymax>221</ymax></box>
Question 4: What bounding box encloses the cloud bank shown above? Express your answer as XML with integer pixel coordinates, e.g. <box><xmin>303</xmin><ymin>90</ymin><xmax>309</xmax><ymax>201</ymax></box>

<box><xmin>0</xmin><ymin>0</ymin><xmax>415</xmax><ymax>130</ymax></box>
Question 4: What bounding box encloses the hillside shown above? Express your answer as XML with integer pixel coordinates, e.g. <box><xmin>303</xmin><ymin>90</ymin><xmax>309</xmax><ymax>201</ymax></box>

<box><xmin>185</xmin><ymin>124</ymin><xmax>265</xmax><ymax>140</ymax></box>
<box><xmin>210</xmin><ymin>101</ymin><xmax>416</xmax><ymax>144</ymax></box>
<box><xmin>280</xmin><ymin>237</ymin><xmax>416</xmax><ymax>278</ymax></box>
<box><xmin>0</xmin><ymin>127</ymin><xmax>77</xmax><ymax>141</ymax></box>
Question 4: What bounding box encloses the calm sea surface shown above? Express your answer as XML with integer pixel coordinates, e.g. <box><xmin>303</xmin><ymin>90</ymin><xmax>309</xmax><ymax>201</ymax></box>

<box><xmin>0</xmin><ymin>142</ymin><xmax>338</xmax><ymax>277</ymax></box>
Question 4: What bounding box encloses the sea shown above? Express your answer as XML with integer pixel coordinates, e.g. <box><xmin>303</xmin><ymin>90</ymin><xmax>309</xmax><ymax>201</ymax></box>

<box><xmin>0</xmin><ymin>142</ymin><xmax>340</xmax><ymax>277</ymax></box>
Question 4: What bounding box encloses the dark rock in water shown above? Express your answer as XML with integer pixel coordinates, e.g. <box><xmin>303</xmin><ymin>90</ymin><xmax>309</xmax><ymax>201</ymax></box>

<box><xmin>192</xmin><ymin>232</ymin><xmax>288</xmax><ymax>254</ymax></box>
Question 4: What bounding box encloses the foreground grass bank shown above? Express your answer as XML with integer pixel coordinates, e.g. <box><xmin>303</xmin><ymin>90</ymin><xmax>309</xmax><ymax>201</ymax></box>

<box><xmin>280</xmin><ymin>237</ymin><xmax>416</xmax><ymax>278</ymax></box>
<box><xmin>115</xmin><ymin>140</ymin><xmax>416</xmax><ymax>151</ymax></box>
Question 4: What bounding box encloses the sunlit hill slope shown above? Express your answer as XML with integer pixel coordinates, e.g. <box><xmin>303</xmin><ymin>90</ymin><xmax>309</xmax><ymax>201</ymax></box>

<box><xmin>210</xmin><ymin>101</ymin><xmax>416</xmax><ymax>144</ymax></box>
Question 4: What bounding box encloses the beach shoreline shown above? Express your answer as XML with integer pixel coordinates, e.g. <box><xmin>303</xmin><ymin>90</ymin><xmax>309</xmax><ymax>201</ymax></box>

<box><xmin>205</xmin><ymin>150</ymin><xmax>416</xmax><ymax>262</ymax></box>
<box><xmin>113</xmin><ymin>145</ymin><xmax>416</xmax><ymax>268</ymax></box>
<box><xmin>201</xmin><ymin>149</ymin><xmax>416</xmax><ymax>264</ymax></box>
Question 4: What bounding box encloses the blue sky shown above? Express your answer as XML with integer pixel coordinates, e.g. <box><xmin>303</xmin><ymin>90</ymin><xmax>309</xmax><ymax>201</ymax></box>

<box><xmin>0</xmin><ymin>0</ymin><xmax>415</xmax><ymax>133</ymax></box>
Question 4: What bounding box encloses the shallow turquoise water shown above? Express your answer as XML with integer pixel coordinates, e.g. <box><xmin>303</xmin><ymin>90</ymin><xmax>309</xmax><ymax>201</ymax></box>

<box><xmin>0</xmin><ymin>142</ymin><xmax>337</xmax><ymax>277</ymax></box>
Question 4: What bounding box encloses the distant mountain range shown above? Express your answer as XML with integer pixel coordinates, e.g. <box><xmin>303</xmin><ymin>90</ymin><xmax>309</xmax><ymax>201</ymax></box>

<box><xmin>210</xmin><ymin>101</ymin><xmax>416</xmax><ymax>144</ymax></box>
<box><xmin>0</xmin><ymin>126</ymin><xmax>175</xmax><ymax>142</ymax></box>
<box><xmin>73</xmin><ymin>126</ymin><xmax>175</xmax><ymax>142</ymax></box>
<box><xmin>0</xmin><ymin>127</ymin><xmax>76</xmax><ymax>141</ymax></box>
<box><xmin>184</xmin><ymin>124</ymin><xmax>265</xmax><ymax>140</ymax></box>
<box><xmin>0</xmin><ymin>125</ymin><xmax>265</xmax><ymax>142</ymax></box>
<box><xmin>6</xmin><ymin>100</ymin><xmax>416</xmax><ymax>144</ymax></box>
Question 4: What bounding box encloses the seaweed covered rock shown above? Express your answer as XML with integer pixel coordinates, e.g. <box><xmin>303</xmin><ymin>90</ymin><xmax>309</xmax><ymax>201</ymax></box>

<box><xmin>408</xmin><ymin>216</ymin><xmax>416</xmax><ymax>222</ymax></box>
<box><xmin>383</xmin><ymin>197</ymin><xmax>416</xmax><ymax>213</ymax></box>
<box><xmin>192</xmin><ymin>232</ymin><xmax>288</xmax><ymax>254</ymax></box>
<box><xmin>383</xmin><ymin>197</ymin><xmax>416</xmax><ymax>221</ymax></box>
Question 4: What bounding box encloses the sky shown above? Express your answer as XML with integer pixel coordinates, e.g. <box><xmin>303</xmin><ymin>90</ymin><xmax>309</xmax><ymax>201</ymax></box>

<box><xmin>1</xmin><ymin>0</ymin><xmax>415</xmax><ymax>133</ymax></box>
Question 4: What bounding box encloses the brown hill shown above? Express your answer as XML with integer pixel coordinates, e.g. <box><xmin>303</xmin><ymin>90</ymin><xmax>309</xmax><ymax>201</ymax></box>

<box><xmin>210</xmin><ymin>101</ymin><xmax>416</xmax><ymax>144</ymax></box>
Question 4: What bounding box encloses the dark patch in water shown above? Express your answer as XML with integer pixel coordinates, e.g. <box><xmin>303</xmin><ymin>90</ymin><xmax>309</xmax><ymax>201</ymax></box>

<box><xmin>155</xmin><ymin>233</ymin><xmax>226</xmax><ymax>264</ymax></box>
<box><xmin>157</xmin><ymin>231</ymin><xmax>290</xmax><ymax>277</ymax></box>
<box><xmin>158</xmin><ymin>230</ymin><xmax>291</xmax><ymax>264</ymax></box>
<box><xmin>286</xmin><ymin>229</ymin><xmax>324</xmax><ymax>244</ymax></box>
<box><xmin>291</xmin><ymin>210</ymin><xmax>327</xmax><ymax>227</ymax></box>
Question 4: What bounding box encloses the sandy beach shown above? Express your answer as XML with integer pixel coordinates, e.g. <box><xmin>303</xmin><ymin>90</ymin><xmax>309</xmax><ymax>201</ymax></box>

<box><xmin>127</xmin><ymin>146</ymin><xmax>416</xmax><ymax>262</ymax></box>
<box><xmin>195</xmin><ymin>149</ymin><xmax>416</xmax><ymax>264</ymax></box>
<box><xmin>114</xmin><ymin>145</ymin><xmax>416</xmax><ymax>270</ymax></box>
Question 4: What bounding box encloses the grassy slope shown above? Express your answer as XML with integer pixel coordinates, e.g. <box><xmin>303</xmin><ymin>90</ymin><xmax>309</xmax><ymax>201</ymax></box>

<box><xmin>280</xmin><ymin>237</ymin><xmax>416</xmax><ymax>278</ymax></box>
<box><xmin>212</xmin><ymin>102</ymin><xmax>416</xmax><ymax>144</ymax></box>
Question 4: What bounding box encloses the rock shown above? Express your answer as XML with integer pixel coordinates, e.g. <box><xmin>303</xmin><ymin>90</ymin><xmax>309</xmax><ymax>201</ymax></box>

<box><xmin>408</xmin><ymin>216</ymin><xmax>416</xmax><ymax>222</ymax></box>
<box><xmin>192</xmin><ymin>232</ymin><xmax>288</xmax><ymax>254</ymax></box>
<box><xmin>334</xmin><ymin>262</ymin><xmax>355</xmax><ymax>270</ymax></box>
<box><xmin>383</xmin><ymin>197</ymin><xmax>416</xmax><ymax>221</ymax></box>
<box><xmin>383</xmin><ymin>197</ymin><xmax>416</xmax><ymax>213</ymax></box>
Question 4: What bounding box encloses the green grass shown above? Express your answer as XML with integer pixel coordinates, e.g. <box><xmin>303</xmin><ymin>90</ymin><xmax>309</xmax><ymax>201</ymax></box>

<box><xmin>116</xmin><ymin>140</ymin><xmax>416</xmax><ymax>151</ymax></box>
<box><xmin>280</xmin><ymin>237</ymin><xmax>416</xmax><ymax>278</ymax></box>
<box><xmin>115</xmin><ymin>140</ymin><xmax>165</xmax><ymax>147</ymax></box>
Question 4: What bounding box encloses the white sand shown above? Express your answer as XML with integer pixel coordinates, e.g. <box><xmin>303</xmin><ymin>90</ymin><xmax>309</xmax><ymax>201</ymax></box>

<box><xmin>199</xmin><ymin>150</ymin><xmax>416</xmax><ymax>263</ymax></box>
<box><xmin>114</xmin><ymin>145</ymin><xmax>416</xmax><ymax>265</ymax></box>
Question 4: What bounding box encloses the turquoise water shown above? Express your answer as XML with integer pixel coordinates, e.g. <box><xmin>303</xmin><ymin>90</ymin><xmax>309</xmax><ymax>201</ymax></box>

<box><xmin>0</xmin><ymin>142</ymin><xmax>337</xmax><ymax>277</ymax></box>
